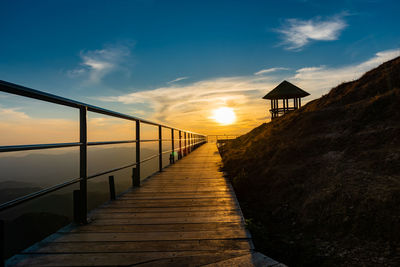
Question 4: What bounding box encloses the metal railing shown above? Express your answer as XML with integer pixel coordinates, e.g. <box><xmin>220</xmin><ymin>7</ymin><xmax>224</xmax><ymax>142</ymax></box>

<box><xmin>0</xmin><ymin>80</ymin><xmax>206</xmax><ymax>224</ymax></box>
<box><xmin>206</xmin><ymin>134</ymin><xmax>239</xmax><ymax>143</ymax></box>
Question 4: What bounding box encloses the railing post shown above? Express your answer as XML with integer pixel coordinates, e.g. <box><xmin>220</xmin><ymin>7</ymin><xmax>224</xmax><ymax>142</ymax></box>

<box><xmin>184</xmin><ymin>132</ymin><xmax>187</xmax><ymax>156</ymax></box>
<box><xmin>188</xmin><ymin>133</ymin><xmax>191</xmax><ymax>153</ymax></box>
<box><xmin>0</xmin><ymin>220</ymin><xmax>4</xmax><ymax>267</ymax></box>
<box><xmin>179</xmin><ymin>130</ymin><xmax>182</xmax><ymax>159</ymax></box>
<box><xmin>158</xmin><ymin>125</ymin><xmax>162</xmax><ymax>172</ymax></box>
<box><xmin>171</xmin><ymin>129</ymin><xmax>175</xmax><ymax>164</ymax></box>
<box><xmin>132</xmin><ymin>167</ymin><xmax>139</xmax><ymax>187</ymax></box>
<box><xmin>78</xmin><ymin>106</ymin><xmax>88</xmax><ymax>224</ymax></box>
<box><xmin>108</xmin><ymin>176</ymin><xmax>116</xmax><ymax>200</ymax></box>
<box><xmin>73</xmin><ymin>190</ymin><xmax>83</xmax><ymax>224</ymax></box>
<box><xmin>134</xmin><ymin>120</ymin><xmax>141</xmax><ymax>186</ymax></box>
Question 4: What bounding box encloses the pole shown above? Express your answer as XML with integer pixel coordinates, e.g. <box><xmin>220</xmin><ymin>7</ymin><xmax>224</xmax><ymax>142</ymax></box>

<box><xmin>79</xmin><ymin>106</ymin><xmax>87</xmax><ymax>224</ymax></box>
<box><xmin>158</xmin><ymin>125</ymin><xmax>162</xmax><ymax>172</ymax></box>
<box><xmin>179</xmin><ymin>131</ymin><xmax>182</xmax><ymax>159</ymax></box>
<box><xmin>135</xmin><ymin>120</ymin><xmax>140</xmax><ymax>186</ymax></box>
<box><xmin>171</xmin><ymin>128</ymin><xmax>175</xmax><ymax>163</ymax></box>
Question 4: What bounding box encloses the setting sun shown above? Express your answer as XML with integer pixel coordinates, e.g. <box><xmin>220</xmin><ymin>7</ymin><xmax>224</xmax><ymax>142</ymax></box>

<box><xmin>211</xmin><ymin>107</ymin><xmax>236</xmax><ymax>125</ymax></box>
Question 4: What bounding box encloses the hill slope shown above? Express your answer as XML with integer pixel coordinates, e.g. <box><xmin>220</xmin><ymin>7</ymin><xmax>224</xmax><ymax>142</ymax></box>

<box><xmin>220</xmin><ymin>57</ymin><xmax>400</xmax><ymax>266</ymax></box>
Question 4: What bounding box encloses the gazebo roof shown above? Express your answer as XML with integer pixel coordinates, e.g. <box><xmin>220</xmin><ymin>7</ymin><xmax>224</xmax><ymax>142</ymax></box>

<box><xmin>262</xmin><ymin>80</ymin><xmax>310</xmax><ymax>100</ymax></box>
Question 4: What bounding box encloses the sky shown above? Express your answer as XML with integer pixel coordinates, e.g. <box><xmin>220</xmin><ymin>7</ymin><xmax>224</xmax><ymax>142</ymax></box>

<box><xmin>1</xmin><ymin>0</ymin><xmax>400</xmax><ymax>143</ymax></box>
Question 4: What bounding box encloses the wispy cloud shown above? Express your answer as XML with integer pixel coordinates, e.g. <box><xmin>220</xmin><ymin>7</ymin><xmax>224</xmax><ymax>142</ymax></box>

<box><xmin>167</xmin><ymin>77</ymin><xmax>189</xmax><ymax>84</ymax></box>
<box><xmin>0</xmin><ymin>107</ymin><xmax>29</xmax><ymax>120</ymax></box>
<box><xmin>98</xmin><ymin>49</ymin><xmax>399</xmax><ymax>134</ymax></box>
<box><xmin>98</xmin><ymin>76</ymin><xmax>271</xmax><ymax>134</ymax></box>
<box><xmin>254</xmin><ymin>67</ymin><xmax>289</xmax><ymax>75</ymax></box>
<box><xmin>292</xmin><ymin>49</ymin><xmax>400</xmax><ymax>97</ymax></box>
<box><xmin>277</xmin><ymin>13</ymin><xmax>348</xmax><ymax>50</ymax></box>
<box><xmin>67</xmin><ymin>43</ymin><xmax>134</xmax><ymax>83</ymax></box>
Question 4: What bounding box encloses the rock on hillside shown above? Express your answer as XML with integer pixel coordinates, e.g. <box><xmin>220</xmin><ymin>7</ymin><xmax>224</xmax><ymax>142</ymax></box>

<box><xmin>220</xmin><ymin>57</ymin><xmax>400</xmax><ymax>266</ymax></box>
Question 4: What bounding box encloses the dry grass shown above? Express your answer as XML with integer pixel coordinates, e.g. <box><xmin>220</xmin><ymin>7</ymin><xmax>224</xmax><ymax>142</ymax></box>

<box><xmin>220</xmin><ymin>57</ymin><xmax>400</xmax><ymax>266</ymax></box>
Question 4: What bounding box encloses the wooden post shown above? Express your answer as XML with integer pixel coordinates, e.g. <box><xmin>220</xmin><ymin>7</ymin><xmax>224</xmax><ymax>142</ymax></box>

<box><xmin>270</xmin><ymin>99</ymin><xmax>273</xmax><ymax>118</ymax></box>
<box><xmin>299</xmin><ymin>98</ymin><xmax>301</xmax><ymax>108</ymax></box>
<box><xmin>135</xmin><ymin>120</ymin><xmax>140</xmax><ymax>186</ymax></box>
<box><xmin>273</xmin><ymin>99</ymin><xmax>276</xmax><ymax>118</ymax></box>
<box><xmin>158</xmin><ymin>125</ymin><xmax>162</xmax><ymax>172</ymax></box>
<box><xmin>79</xmin><ymin>107</ymin><xmax>88</xmax><ymax>224</ymax></box>
<box><xmin>108</xmin><ymin>176</ymin><xmax>116</xmax><ymax>200</ymax></box>
<box><xmin>286</xmin><ymin>99</ymin><xmax>289</xmax><ymax>112</ymax></box>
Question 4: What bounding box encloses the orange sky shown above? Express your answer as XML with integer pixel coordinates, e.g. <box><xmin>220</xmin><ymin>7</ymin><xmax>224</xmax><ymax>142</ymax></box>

<box><xmin>1</xmin><ymin>49</ymin><xmax>400</xmax><ymax>146</ymax></box>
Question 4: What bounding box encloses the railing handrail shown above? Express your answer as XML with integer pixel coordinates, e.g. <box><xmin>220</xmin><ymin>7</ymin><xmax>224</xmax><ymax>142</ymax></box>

<box><xmin>0</xmin><ymin>80</ymin><xmax>203</xmax><ymax>135</ymax></box>
<box><xmin>0</xmin><ymin>80</ymin><xmax>206</xmax><ymax>217</ymax></box>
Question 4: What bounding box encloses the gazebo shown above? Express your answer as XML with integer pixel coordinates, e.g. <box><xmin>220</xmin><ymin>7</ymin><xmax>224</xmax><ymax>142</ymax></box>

<box><xmin>262</xmin><ymin>80</ymin><xmax>310</xmax><ymax>119</ymax></box>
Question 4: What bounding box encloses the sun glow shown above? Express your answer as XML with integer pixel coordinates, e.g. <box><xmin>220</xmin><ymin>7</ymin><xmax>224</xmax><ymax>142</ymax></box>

<box><xmin>211</xmin><ymin>107</ymin><xmax>236</xmax><ymax>125</ymax></box>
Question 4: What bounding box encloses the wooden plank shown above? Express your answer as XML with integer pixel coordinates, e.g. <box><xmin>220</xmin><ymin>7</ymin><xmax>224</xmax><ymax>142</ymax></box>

<box><xmin>60</xmin><ymin>222</ymin><xmax>245</xmax><ymax>233</ymax></box>
<box><xmin>112</xmin><ymin>197</ymin><xmax>234</xmax><ymax>202</ymax></box>
<box><xmin>90</xmin><ymin>210</ymin><xmax>240</xmax><ymax>219</ymax></box>
<box><xmin>111</xmin><ymin>195</ymin><xmax>234</xmax><ymax>204</ymax></box>
<box><xmin>39</xmin><ymin>230</ymin><xmax>250</xmax><ymax>242</ymax></box>
<box><xmin>24</xmin><ymin>239</ymin><xmax>252</xmax><ymax>253</ymax></box>
<box><xmin>8</xmin><ymin>251</ymin><xmax>251</xmax><ymax>267</ymax></box>
<box><xmin>105</xmin><ymin>199</ymin><xmax>237</xmax><ymax>208</ymax></box>
<box><xmin>129</xmin><ymin>189</ymin><xmax>232</xmax><ymax>193</ymax></box>
<box><xmin>98</xmin><ymin>206</ymin><xmax>239</xmax><ymax>213</ymax></box>
<box><xmin>89</xmin><ymin>216</ymin><xmax>242</xmax><ymax>225</ymax></box>
<box><xmin>119</xmin><ymin>192</ymin><xmax>234</xmax><ymax>199</ymax></box>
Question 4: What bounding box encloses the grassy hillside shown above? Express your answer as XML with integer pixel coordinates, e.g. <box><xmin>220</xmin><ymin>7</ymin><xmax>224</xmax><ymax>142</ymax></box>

<box><xmin>220</xmin><ymin>57</ymin><xmax>400</xmax><ymax>266</ymax></box>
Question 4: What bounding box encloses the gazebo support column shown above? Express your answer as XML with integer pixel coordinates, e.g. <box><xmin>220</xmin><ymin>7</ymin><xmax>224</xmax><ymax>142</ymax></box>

<box><xmin>286</xmin><ymin>99</ymin><xmax>289</xmax><ymax>113</ymax></box>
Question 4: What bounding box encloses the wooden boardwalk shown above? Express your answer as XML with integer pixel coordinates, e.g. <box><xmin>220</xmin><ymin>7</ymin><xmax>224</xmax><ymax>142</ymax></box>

<box><xmin>7</xmin><ymin>143</ymin><xmax>281</xmax><ymax>266</ymax></box>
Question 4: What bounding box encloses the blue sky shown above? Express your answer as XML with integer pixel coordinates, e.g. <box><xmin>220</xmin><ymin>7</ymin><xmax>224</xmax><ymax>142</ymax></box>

<box><xmin>1</xmin><ymin>0</ymin><xmax>400</xmax><ymax>135</ymax></box>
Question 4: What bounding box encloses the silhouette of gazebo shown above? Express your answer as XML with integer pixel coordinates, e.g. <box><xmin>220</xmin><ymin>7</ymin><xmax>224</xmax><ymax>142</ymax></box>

<box><xmin>262</xmin><ymin>80</ymin><xmax>310</xmax><ymax>119</ymax></box>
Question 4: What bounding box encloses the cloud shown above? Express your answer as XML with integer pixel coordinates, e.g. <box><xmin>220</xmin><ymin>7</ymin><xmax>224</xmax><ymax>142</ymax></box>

<box><xmin>292</xmin><ymin>49</ymin><xmax>400</xmax><ymax>97</ymax></box>
<box><xmin>67</xmin><ymin>43</ymin><xmax>134</xmax><ymax>83</ymax></box>
<box><xmin>254</xmin><ymin>67</ymin><xmax>290</xmax><ymax>75</ymax></box>
<box><xmin>167</xmin><ymin>77</ymin><xmax>189</xmax><ymax>84</ymax></box>
<box><xmin>98</xmin><ymin>76</ymin><xmax>272</xmax><ymax>134</ymax></box>
<box><xmin>0</xmin><ymin>107</ymin><xmax>29</xmax><ymax>120</ymax></box>
<box><xmin>96</xmin><ymin>49</ymin><xmax>400</xmax><ymax>135</ymax></box>
<box><xmin>277</xmin><ymin>14</ymin><xmax>347</xmax><ymax>50</ymax></box>
<box><xmin>2</xmin><ymin>49</ymin><xmax>398</xmax><ymax>142</ymax></box>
